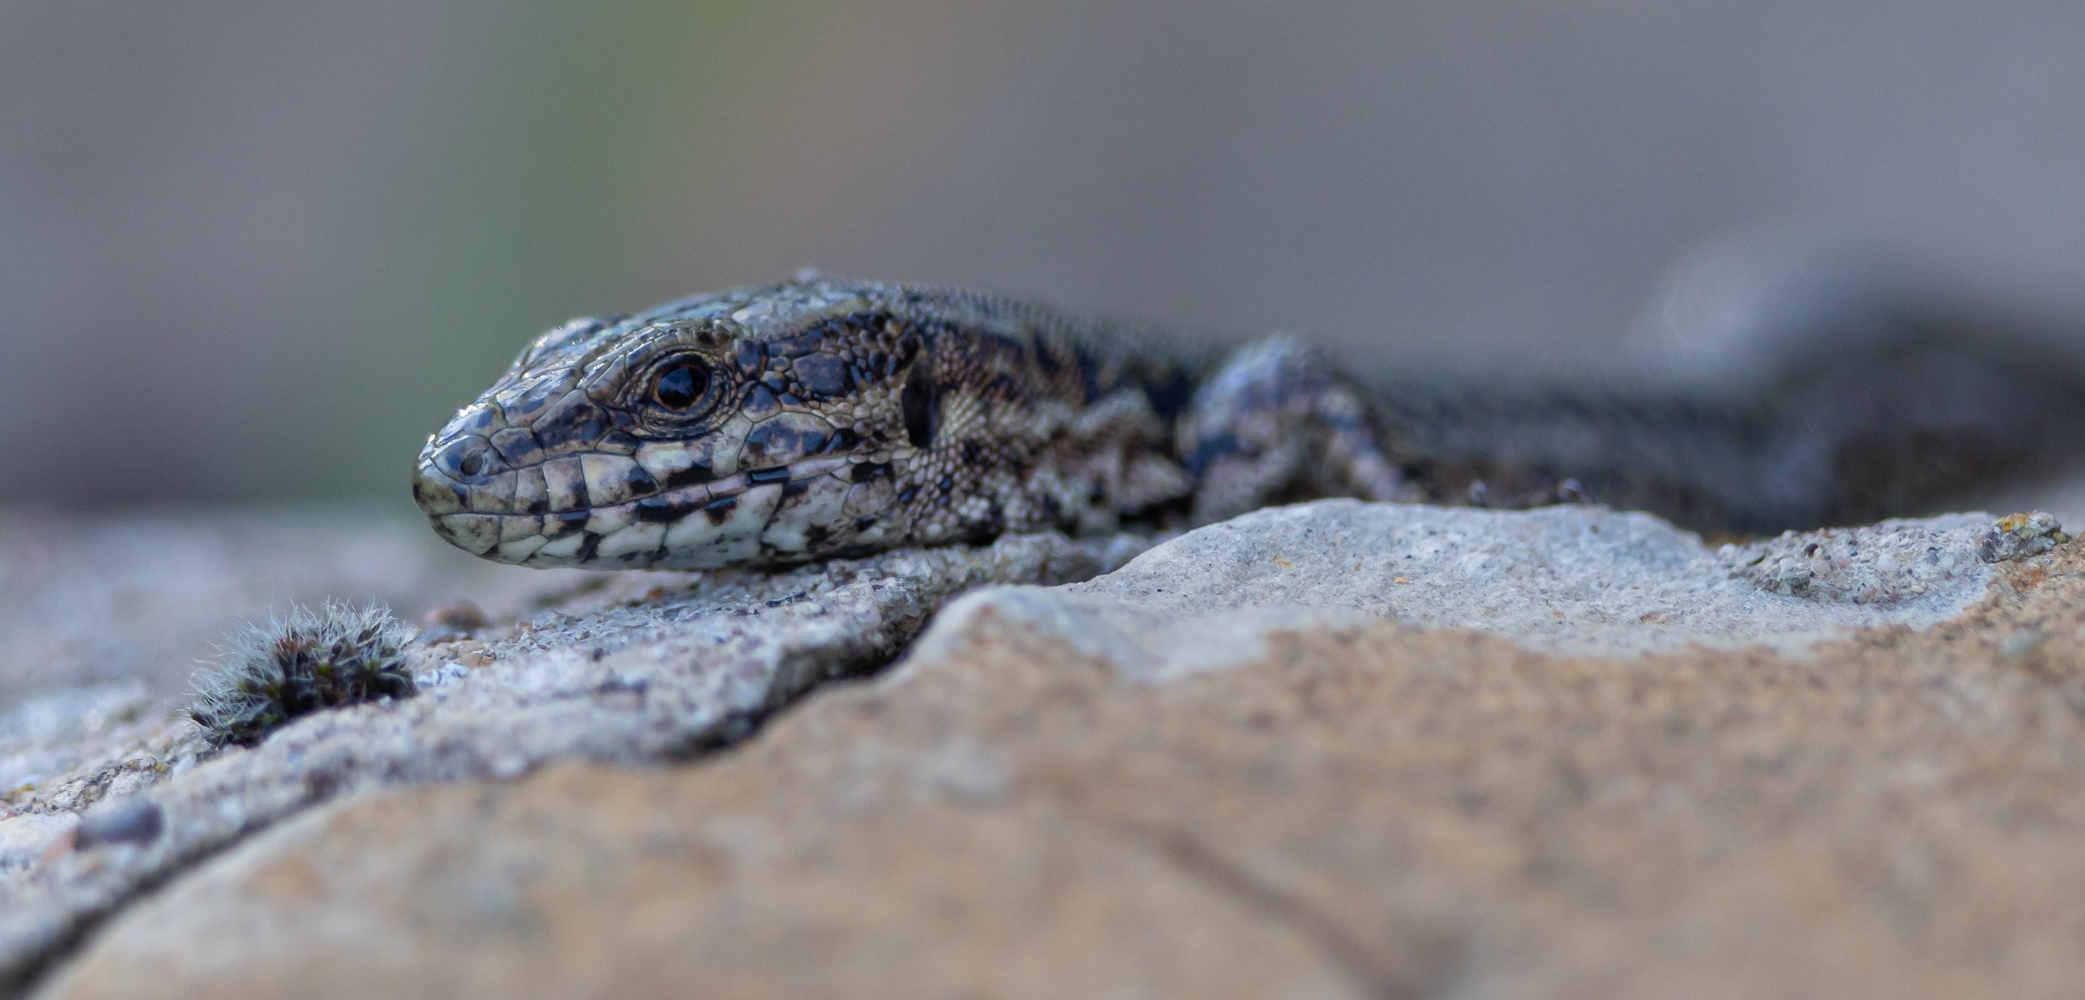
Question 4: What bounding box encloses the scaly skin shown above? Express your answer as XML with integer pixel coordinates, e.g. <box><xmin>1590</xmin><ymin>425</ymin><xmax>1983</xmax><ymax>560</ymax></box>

<box><xmin>413</xmin><ymin>275</ymin><xmax>2085</xmax><ymax>569</ymax></box>
<box><xmin>414</xmin><ymin>278</ymin><xmax>1224</xmax><ymax>569</ymax></box>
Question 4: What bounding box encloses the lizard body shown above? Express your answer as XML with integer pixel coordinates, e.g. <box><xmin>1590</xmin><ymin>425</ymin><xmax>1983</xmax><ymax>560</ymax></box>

<box><xmin>413</xmin><ymin>276</ymin><xmax>2085</xmax><ymax>569</ymax></box>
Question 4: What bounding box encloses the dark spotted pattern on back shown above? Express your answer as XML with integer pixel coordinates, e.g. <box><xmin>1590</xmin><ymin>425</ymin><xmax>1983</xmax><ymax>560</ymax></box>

<box><xmin>413</xmin><ymin>277</ymin><xmax>1219</xmax><ymax>569</ymax></box>
<box><xmin>415</xmin><ymin>275</ymin><xmax>2085</xmax><ymax>570</ymax></box>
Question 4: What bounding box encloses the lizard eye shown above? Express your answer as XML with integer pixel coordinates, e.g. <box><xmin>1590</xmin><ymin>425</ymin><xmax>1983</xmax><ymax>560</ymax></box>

<box><xmin>653</xmin><ymin>362</ymin><xmax>710</xmax><ymax>410</ymax></box>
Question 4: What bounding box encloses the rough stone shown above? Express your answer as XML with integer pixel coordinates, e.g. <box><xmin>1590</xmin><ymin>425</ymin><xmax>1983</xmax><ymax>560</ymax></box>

<box><xmin>1978</xmin><ymin>510</ymin><xmax>2071</xmax><ymax>563</ymax></box>
<box><xmin>917</xmin><ymin>501</ymin><xmax>2003</xmax><ymax>681</ymax></box>
<box><xmin>1731</xmin><ymin>516</ymin><xmax>1993</xmax><ymax>602</ymax></box>
<box><xmin>34</xmin><ymin>520</ymin><xmax>2085</xmax><ymax>1000</ymax></box>
<box><xmin>0</xmin><ymin>509</ymin><xmax>1151</xmax><ymax>989</ymax></box>
<box><xmin>0</xmin><ymin>684</ymin><xmax>172</xmax><ymax>818</ymax></box>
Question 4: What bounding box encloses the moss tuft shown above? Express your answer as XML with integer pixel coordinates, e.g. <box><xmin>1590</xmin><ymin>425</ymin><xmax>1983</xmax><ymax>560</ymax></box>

<box><xmin>189</xmin><ymin>601</ymin><xmax>417</xmax><ymax>747</ymax></box>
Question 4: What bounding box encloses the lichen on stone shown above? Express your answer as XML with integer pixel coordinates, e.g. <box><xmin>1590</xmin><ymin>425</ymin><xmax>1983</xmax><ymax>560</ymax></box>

<box><xmin>1977</xmin><ymin>510</ymin><xmax>2070</xmax><ymax>563</ymax></box>
<box><xmin>187</xmin><ymin>602</ymin><xmax>416</xmax><ymax>748</ymax></box>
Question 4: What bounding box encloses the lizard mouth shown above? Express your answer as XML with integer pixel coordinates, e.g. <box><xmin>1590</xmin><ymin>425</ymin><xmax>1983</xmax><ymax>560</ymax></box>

<box><xmin>412</xmin><ymin>371</ymin><xmax>903</xmax><ymax>568</ymax></box>
<box><xmin>412</xmin><ymin>454</ymin><xmax>888</xmax><ymax>570</ymax></box>
<box><xmin>414</xmin><ymin>450</ymin><xmax>898</xmax><ymax>569</ymax></box>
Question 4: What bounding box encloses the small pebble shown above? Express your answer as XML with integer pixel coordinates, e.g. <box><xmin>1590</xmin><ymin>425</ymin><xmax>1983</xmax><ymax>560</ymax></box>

<box><xmin>414</xmin><ymin>663</ymin><xmax>473</xmax><ymax>688</ymax></box>
<box><xmin>75</xmin><ymin>798</ymin><xmax>163</xmax><ymax>849</ymax></box>
<box><xmin>417</xmin><ymin>600</ymin><xmax>490</xmax><ymax>644</ymax></box>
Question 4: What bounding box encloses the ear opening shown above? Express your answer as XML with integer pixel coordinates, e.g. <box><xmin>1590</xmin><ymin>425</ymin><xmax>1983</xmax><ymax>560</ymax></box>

<box><xmin>902</xmin><ymin>361</ymin><xmax>940</xmax><ymax>449</ymax></box>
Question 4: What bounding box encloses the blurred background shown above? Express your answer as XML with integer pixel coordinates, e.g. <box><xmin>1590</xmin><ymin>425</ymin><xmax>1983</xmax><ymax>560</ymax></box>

<box><xmin>5</xmin><ymin>0</ymin><xmax>2085</xmax><ymax>509</ymax></box>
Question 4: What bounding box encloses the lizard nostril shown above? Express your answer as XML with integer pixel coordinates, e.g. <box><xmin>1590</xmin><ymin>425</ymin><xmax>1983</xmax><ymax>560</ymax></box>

<box><xmin>432</xmin><ymin>437</ymin><xmax>495</xmax><ymax>482</ymax></box>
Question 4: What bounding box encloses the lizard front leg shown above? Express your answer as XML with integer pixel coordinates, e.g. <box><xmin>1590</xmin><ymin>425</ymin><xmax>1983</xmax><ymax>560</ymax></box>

<box><xmin>1176</xmin><ymin>334</ymin><xmax>1410</xmax><ymax>525</ymax></box>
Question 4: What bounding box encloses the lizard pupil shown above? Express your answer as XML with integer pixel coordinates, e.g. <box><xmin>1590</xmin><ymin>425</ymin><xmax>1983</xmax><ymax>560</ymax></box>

<box><xmin>654</xmin><ymin>362</ymin><xmax>708</xmax><ymax>410</ymax></box>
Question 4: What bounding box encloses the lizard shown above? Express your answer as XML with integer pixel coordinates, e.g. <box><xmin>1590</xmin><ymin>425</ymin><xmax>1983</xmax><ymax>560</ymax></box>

<box><xmin>412</xmin><ymin>275</ymin><xmax>2085</xmax><ymax>570</ymax></box>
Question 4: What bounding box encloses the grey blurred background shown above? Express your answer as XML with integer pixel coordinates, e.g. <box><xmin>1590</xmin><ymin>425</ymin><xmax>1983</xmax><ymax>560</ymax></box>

<box><xmin>5</xmin><ymin>0</ymin><xmax>2085</xmax><ymax>510</ymax></box>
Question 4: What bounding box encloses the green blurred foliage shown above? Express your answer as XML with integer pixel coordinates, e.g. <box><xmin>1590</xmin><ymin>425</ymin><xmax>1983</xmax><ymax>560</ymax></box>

<box><xmin>8</xmin><ymin>1</ymin><xmax>2085</xmax><ymax>510</ymax></box>
<box><xmin>305</xmin><ymin>2</ymin><xmax>758</xmax><ymax>501</ymax></box>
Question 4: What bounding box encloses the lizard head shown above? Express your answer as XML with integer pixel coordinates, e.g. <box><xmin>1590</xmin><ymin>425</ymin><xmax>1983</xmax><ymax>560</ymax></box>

<box><xmin>412</xmin><ymin>278</ymin><xmax>931</xmax><ymax>569</ymax></box>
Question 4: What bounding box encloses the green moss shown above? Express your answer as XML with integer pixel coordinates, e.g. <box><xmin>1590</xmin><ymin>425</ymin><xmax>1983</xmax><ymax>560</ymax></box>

<box><xmin>189</xmin><ymin>602</ymin><xmax>417</xmax><ymax>748</ymax></box>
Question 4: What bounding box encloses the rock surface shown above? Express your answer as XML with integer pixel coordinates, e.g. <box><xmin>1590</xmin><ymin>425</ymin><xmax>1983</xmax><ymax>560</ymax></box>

<box><xmin>7</xmin><ymin>499</ymin><xmax>2085</xmax><ymax>998</ymax></box>
<box><xmin>943</xmin><ymin>502</ymin><xmax>2003</xmax><ymax>678</ymax></box>
<box><xmin>0</xmin><ymin>508</ymin><xmax>1149</xmax><ymax>989</ymax></box>
<box><xmin>0</xmin><ymin>504</ymin><xmax>590</xmax><ymax>827</ymax></box>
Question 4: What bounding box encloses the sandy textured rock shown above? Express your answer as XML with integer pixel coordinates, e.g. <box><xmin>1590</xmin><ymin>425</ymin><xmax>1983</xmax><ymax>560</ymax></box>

<box><xmin>0</xmin><ymin>504</ymin><xmax>589</xmax><ymax>829</ymax></box>
<box><xmin>29</xmin><ymin>504</ymin><xmax>2085</xmax><ymax>1000</ymax></box>
<box><xmin>0</xmin><ymin>508</ymin><xmax>1149</xmax><ymax>989</ymax></box>
<box><xmin>914</xmin><ymin>501</ymin><xmax>2003</xmax><ymax>682</ymax></box>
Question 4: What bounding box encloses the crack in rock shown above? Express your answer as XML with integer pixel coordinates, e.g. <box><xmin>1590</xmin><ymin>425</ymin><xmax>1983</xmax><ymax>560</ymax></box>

<box><xmin>0</xmin><ymin>530</ymin><xmax>1151</xmax><ymax>992</ymax></box>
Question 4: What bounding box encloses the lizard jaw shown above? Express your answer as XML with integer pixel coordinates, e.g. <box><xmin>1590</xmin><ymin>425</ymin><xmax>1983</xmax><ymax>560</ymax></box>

<box><xmin>415</xmin><ymin>451</ymin><xmax>894</xmax><ymax>569</ymax></box>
